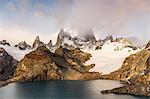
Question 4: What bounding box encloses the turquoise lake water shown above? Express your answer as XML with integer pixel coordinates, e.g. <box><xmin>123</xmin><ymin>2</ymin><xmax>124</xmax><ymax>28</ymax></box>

<box><xmin>0</xmin><ymin>80</ymin><xmax>149</xmax><ymax>99</ymax></box>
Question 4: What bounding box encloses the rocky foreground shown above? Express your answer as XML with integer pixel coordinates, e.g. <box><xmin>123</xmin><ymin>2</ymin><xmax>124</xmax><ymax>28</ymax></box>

<box><xmin>101</xmin><ymin>42</ymin><xmax>150</xmax><ymax>96</ymax></box>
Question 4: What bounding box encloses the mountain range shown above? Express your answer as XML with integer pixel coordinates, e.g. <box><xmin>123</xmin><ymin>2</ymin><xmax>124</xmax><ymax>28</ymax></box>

<box><xmin>0</xmin><ymin>29</ymin><xmax>149</xmax><ymax>96</ymax></box>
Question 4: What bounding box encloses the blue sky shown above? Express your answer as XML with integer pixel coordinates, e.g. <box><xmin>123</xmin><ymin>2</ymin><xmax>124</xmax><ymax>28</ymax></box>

<box><xmin>0</xmin><ymin>0</ymin><xmax>149</xmax><ymax>45</ymax></box>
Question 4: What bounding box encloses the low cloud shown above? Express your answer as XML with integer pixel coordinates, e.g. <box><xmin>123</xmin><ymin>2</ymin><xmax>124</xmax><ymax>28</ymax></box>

<box><xmin>0</xmin><ymin>0</ymin><xmax>149</xmax><ymax>44</ymax></box>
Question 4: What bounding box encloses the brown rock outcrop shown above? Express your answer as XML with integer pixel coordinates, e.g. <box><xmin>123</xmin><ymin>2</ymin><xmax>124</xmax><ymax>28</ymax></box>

<box><xmin>8</xmin><ymin>46</ymin><xmax>100</xmax><ymax>83</ymax></box>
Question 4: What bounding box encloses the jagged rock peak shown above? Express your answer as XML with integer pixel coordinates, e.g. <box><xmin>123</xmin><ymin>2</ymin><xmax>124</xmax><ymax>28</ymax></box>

<box><xmin>47</xmin><ymin>40</ymin><xmax>52</xmax><ymax>49</ymax></box>
<box><xmin>0</xmin><ymin>40</ymin><xmax>10</xmax><ymax>46</ymax></box>
<box><xmin>33</xmin><ymin>36</ymin><xmax>40</xmax><ymax>46</ymax></box>
<box><xmin>55</xmin><ymin>35</ymin><xmax>62</xmax><ymax>49</ymax></box>
<box><xmin>58</xmin><ymin>29</ymin><xmax>71</xmax><ymax>39</ymax></box>
<box><xmin>55</xmin><ymin>29</ymin><xmax>67</xmax><ymax>49</ymax></box>
<box><xmin>15</xmin><ymin>41</ymin><xmax>31</xmax><ymax>50</ymax></box>
<box><xmin>34</xmin><ymin>36</ymin><xmax>40</xmax><ymax>43</ymax></box>
<box><xmin>32</xmin><ymin>36</ymin><xmax>45</xmax><ymax>48</ymax></box>
<box><xmin>59</xmin><ymin>29</ymin><xmax>65</xmax><ymax>38</ymax></box>
<box><xmin>84</xmin><ymin>29</ymin><xmax>96</xmax><ymax>41</ymax></box>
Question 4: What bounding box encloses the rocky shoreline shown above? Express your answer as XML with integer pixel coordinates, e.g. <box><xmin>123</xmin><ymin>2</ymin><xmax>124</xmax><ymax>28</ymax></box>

<box><xmin>101</xmin><ymin>83</ymin><xmax>150</xmax><ymax>96</ymax></box>
<box><xmin>101</xmin><ymin>43</ymin><xmax>150</xmax><ymax>96</ymax></box>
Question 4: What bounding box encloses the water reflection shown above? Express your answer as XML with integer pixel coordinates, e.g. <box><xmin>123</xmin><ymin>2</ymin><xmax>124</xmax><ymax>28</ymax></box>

<box><xmin>0</xmin><ymin>80</ymin><xmax>149</xmax><ymax>99</ymax></box>
<box><xmin>13</xmin><ymin>81</ymin><xmax>92</xmax><ymax>99</ymax></box>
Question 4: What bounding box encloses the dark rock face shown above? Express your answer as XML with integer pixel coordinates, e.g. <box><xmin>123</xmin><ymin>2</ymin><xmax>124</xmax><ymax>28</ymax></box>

<box><xmin>101</xmin><ymin>49</ymin><xmax>150</xmax><ymax>96</ymax></box>
<box><xmin>0</xmin><ymin>40</ymin><xmax>10</xmax><ymax>46</ymax></box>
<box><xmin>15</xmin><ymin>41</ymin><xmax>31</xmax><ymax>50</ymax></box>
<box><xmin>145</xmin><ymin>41</ymin><xmax>150</xmax><ymax>49</ymax></box>
<box><xmin>9</xmin><ymin>46</ymin><xmax>100</xmax><ymax>83</ymax></box>
<box><xmin>0</xmin><ymin>48</ymin><xmax>18</xmax><ymax>81</ymax></box>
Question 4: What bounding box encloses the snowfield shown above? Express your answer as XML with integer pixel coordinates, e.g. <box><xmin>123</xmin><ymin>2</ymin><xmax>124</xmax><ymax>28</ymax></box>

<box><xmin>0</xmin><ymin>45</ymin><xmax>31</xmax><ymax>61</ymax></box>
<box><xmin>85</xmin><ymin>41</ymin><xmax>141</xmax><ymax>74</ymax></box>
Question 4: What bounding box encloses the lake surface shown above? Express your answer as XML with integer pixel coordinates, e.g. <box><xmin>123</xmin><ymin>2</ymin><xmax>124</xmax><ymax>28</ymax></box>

<box><xmin>0</xmin><ymin>80</ymin><xmax>149</xmax><ymax>99</ymax></box>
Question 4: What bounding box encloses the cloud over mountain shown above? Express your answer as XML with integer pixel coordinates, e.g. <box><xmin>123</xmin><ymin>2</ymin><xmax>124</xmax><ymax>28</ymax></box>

<box><xmin>0</xmin><ymin>0</ymin><xmax>149</xmax><ymax>44</ymax></box>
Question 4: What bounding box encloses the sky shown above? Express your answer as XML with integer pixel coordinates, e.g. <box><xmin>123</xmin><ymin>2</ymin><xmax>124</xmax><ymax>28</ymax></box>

<box><xmin>0</xmin><ymin>0</ymin><xmax>149</xmax><ymax>45</ymax></box>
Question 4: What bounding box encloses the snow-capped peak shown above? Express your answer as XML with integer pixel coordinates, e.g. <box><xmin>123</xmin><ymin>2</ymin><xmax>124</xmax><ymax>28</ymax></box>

<box><xmin>0</xmin><ymin>30</ymin><xmax>142</xmax><ymax>75</ymax></box>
